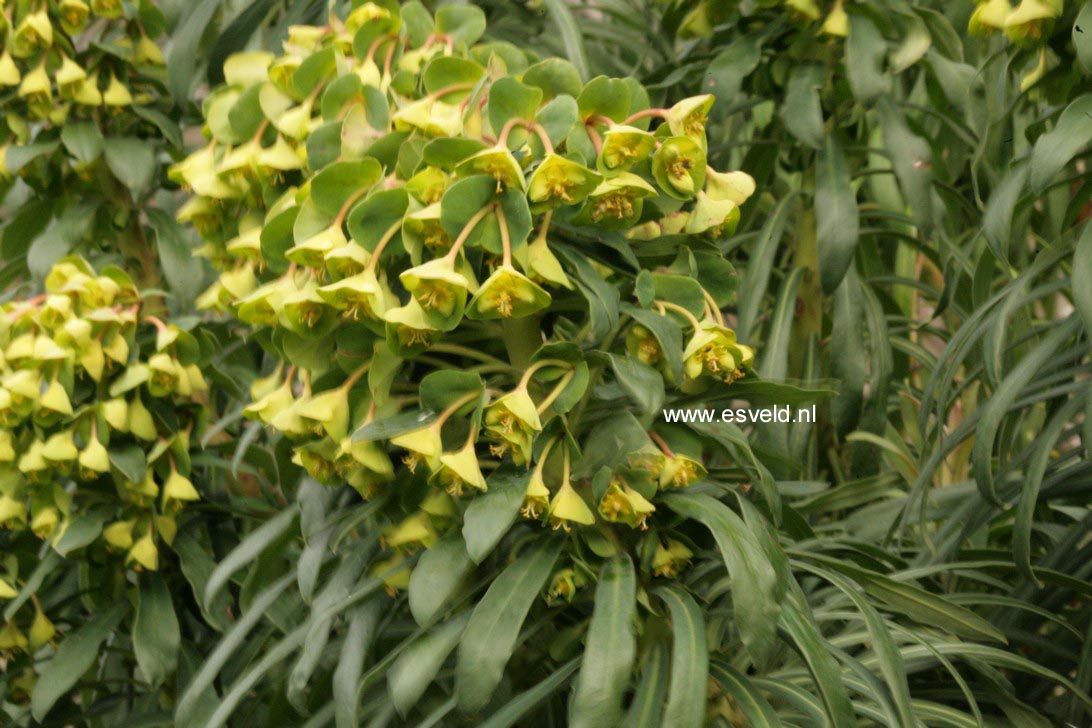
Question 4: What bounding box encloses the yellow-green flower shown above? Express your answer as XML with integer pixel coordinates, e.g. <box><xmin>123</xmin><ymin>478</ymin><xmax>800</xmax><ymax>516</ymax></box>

<box><xmin>12</xmin><ymin>10</ymin><xmax>52</xmax><ymax>58</ymax></box>
<box><xmin>652</xmin><ymin>136</ymin><xmax>706</xmax><ymax>200</ymax></box>
<box><xmin>18</xmin><ymin>64</ymin><xmax>52</xmax><ymax>117</ymax></box>
<box><xmin>682</xmin><ymin>322</ymin><xmax>754</xmax><ymax>383</ymax></box>
<box><xmin>127</xmin><ymin>529</ymin><xmax>159</xmax><ymax>571</ymax></box>
<box><xmin>626</xmin><ymin>324</ymin><xmax>665</xmax><ymax>368</ymax></box>
<box><xmin>0</xmin><ymin>52</ymin><xmax>19</xmax><ymax>88</ymax></box>
<box><xmin>1003</xmin><ymin>0</ymin><xmax>1060</xmax><ymax>45</ymax></box>
<box><xmin>72</xmin><ymin>75</ymin><xmax>103</xmax><ymax>106</ymax></box>
<box><xmin>598</xmin><ymin>478</ymin><xmax>655</xmax><ymax>529</ymax></box>
<box><xmin>324</xmin><ymin>242</ymin><xmax>371</xmax><ymax>281</ymax></box>
<box><xmin>391</xmin><ymin>424</ymin><xmax>443</xmax><ymax>474</ymax></box>
<box><xmin>399</xmin><ymin>258</ymin><xmax>472</xmax><ymax>328</ymax></box>
<box><xmin>685</xmin><ymin>192</ymin><xmax>740</xmax><ymax>238</ymax></box>
<box><xmin>55</xmin><ymin>57</ymin><xmax>88</xmax><ymax>98</ymax></box>
<box><xmin>969</xmin><ymin>0</ymin><xmax>1013</xmax><ymax>35</ymax></box>
<box><xmin>652</xmin><ymin>538</ymin><xmax>693</xmax><ymax>577</ymax></box>
<box><xmin>785</xmin><ymin>0</ymin><xmax>822</xmax><ymax>21</ymax></box>
<box><xmin>406</xmin><ymin>166</ymin><xmax>449</xmax><ymax>205</ymax></box>
<box><xmin>527</xmin><ymin>153</ymin><xmax>602</xmax><ymax>210</ymax></box>
<box><xmin>383</xmin><ymin>511</ymin><xmax>438</xmax><ymax>552</ymax></box>
<box><xmin>103</xmin><ymin>74</ymin><xmax>132</xmax><ymax>107</ymax></box>
<box><xmin>295</xmin><ymin>389</ymin><xmax>350</xmax><ymax>440</ymax></box>
<box><xmin>484</xmin><ymin>387</ymin><xmax>541</xmax><ymax>465</ymax></box>
<box><xmin>704</xmin><ymin>168</ymin><xmax>756</xmax><ymax>205</ymax></box>
<box><xmin>393</xmin><ymin>98</ymin><xmax>463</xmax><ymax>137</ymax></box>
<box><xmin>659</xmin><ymin>453</ymin><xmax>707</xmax><ymax>489</ymax></box>
<box><xmin>598</xmin><ymin>125</ymin><xmax>657</xmax><ymax>174</ymax></box>
<box><xmin>384</xmin><ymin>299</ymin><xmax>440</xmax><ymax>354</ymax></box>
<box><xmin>429</xmin><ymin>441</ymin><xmax>488</xmax><ymax>496</ymax></box>
<box><xmin>287</xmin><ymin>224</ymin><xmax>348</xmax><ymax>269</ymax></box>
<box><xmin>514</xmin><ymin>234</ymin><xmax>572</xmax><ymax>289</ymax></box>
<box><xmin>59</xmin><ymin>0</ymin><xmax>91</xmax><ymax>34</ymax></box>
<box><xmin>456</xmin><ymin>147</ymin><xmax>526</xmax><ymax>190</ymax></box>
<box><xmin>521</xmin><ymin>468</ymin><xmax>551</xmax><ymax>519</ymax></box>
<box><xmin>318</xmin><ymin>270</ymin><xmax>387</xmax><ymax>320</ymax></box>
<box><xmin>466</xmin><ymin>264</ymin><xmax>551</xmax><ymax>319</ymax></box>
<box><xmin>280</xmin><ymin>280</ymin><xmax>329</xmax><ymax>332</ymax></box>
<box><xmin>77</xmin><ymin>437</ymin><xmax>110</xmax><ymax>478</ymax></box>
<box><xmin>547</xmin><ymin>480</ymin><xmax>594</xmax><ymax>531</ymax></box>
<box><xmin>581</xmin><ymin>172</ymin><xmax>658</xmax><ymax>228</ymax></box>
<box><xmin>821</xmin><ymin>0</ymin><xmax>849</xmax><ymax>36</ymax></box>
<box><xmin>403</xmin><ymin>204</ymin><xmax>454</xmax><ymax>260</ymax></box>
<box><xmin>667</xmin><ymin>94</ymin><xmax>714</xmax><ymax>142</ymax></box>
<box><xmin>545</xmin><ymin>567</ymin><xmax>583</xmax><ymax>605</ymax></box>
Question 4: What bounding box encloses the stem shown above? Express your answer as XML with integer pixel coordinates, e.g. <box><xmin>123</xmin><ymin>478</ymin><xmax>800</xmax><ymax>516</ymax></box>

<box><xmin>497</xmin><ymin>119</ymin><xmax>554</xmax><ymax>154</ymax></box>
<box><xmin>518</xmin><ymin>358</ymin><xmax>572</xmax><ymax>390</ymax></box>
<box><xmin>429</xmin><ymin>81</ymin><xmax>477</xmax><ymax>100</ymax></box>
<box><xmin>334</xmin><ymin>187</ymin><xmax>371</xmax><ymax>228</ymax></box>
<box><xmin>535</xmin><ymin>437</ymin><xmax>558</xmax><ymax>476</ymax></box>
<box><xmin>364</xmin><ymin>220</ymin><xmax>404</xmax><ymax>274</ymax></box>
<box><xmin>534</xmin><ymin>209</ymin><xmax>553</xmax><ymax>243</ymax></box>
<box><xmin>562</xmin><ymin>444</ymin><xmax>571</xmax><ymax>484</ymax></box>
<box><xmin>586</xmin><ymin>114</ymin><xmax>616</xmax><ymax>127</ymax></box>
<box><xmin>655</xmin><ymin>299</ymin><xmax>703</xmax><ymax>332</ymax></box>
<box><xmin>536</xmin><ymin>370</ymin><xmax>574</xmax><ymax>415</ymax></box>
<box><xmin>701</xmin><ymin>288</ymin><xmax>725</xmax><ymax>326</ymax></box>
<box><xmin>648</xmin><ymin>430</ymin><xmax>675</xmax><ymax>458</ymax></box>
<box><xmin>430</xmin><ymin>343</ymin><xmax>507</xmax><ymax>365</ymax></box>
<box><xmin>443</xmin><ymin>205</ymin><xmax>493</xmax><ymax>264</ymax></box>
<box><xmin>622</xmin><ymin>108</ymin><xmax>668</xmax><ymax>125</ymax></box>
<box><xmin>435</xmin><ymin>389</ymin><xmax>481</xmax><ymax>426</ymax></box>
<box><xmin>340</xmin><ymin>362</ymin><xmax>370</xmax><ymax>391</ymax></box>
<box><xmin>585</xmin><ymin>124</ymin><xmax>603</xmax><ymax>155</ymax></box>
<box><xmin>496</xmin><ymin>204</ymin><xmax>513</xmax><ymax>267</ymax></box>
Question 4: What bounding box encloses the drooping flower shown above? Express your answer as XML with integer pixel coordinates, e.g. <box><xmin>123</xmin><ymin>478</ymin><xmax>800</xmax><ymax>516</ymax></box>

<box><xmin>580</xmin><ymin>173</ymin><xmax>657</xmax><ymax>228</ymax></box>
<box><xmin>548</xmin><ymin>480</ymin><xmax>594</xmax><ymax>531</ymax></box>
<box><xmin>682</xmin><ymin>322</ymin><xmax>754</xmax><ymax>383</ymax></box>
<box><xmin>399</xmin><ymin>258</ymin><xmax>472</xmax><ymax>329</ymax></box>
<box><xmin>429</xmin><ymin>441</ymin><xmax>488</xmax><ymax>496</ymax></box>
<box><xmin>652</xmin><ymin>538</ymin><xmax>693</xmax><ymax>578</ymax></box>
<box><xmin>527</xmin><ymin>154</ymin><xmax>602</xmax><ymax>210</ymax></box>
<box><xmin>598</xmin><ymin>125</ymin><xmax>657</xmax><ymax>175</ymax></box>
<box><xmin>652</xmin><ymin>136</ymin><xmax>706</xmax><ymax>200</ymax></box>
<box><xmin>466</xmin><ymin>265</ymin><xmax>551</xmax><ymax>320</ymax></box>
<box><xmin>598</xmin><ymin>478</ymin><xmax>655</xmax><ymax>529</ymax></box>
<box><xmin>456</xmin><ymin>146</ymin><xmax>526</xmax><ymax>189</ymax></box>
<box><xmin>390</xmin><ymin>424</ymin><xmax>443</xmax><ymax>474</ymax></box>
<box><xmin>667</xmin><ymin>94</ymin><xmax>714</xmax><ymax>142</ymax></box>
<box><xmin>484</xmin><ymin>387</ymin><xmax>542</xmax><ymax>465</ymax></box>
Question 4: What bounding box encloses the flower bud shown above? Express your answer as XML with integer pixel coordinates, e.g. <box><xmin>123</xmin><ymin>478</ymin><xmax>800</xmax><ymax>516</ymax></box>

<box><xmin>162</xmin><ymin>468</ymin><xmax>200</xmax><ymax>503</ymax></box>
<box><xmin>103</xmin><ymin>519</ymin><xmax>135</xmax><ymax>550</ymax></box>
<box><xmin>59</xmin><ymin>0</ymin><xmax>91</xmax><ymax>34</ymax></box>
<box><xmin>0</xmin><ymin>52</ymin><xmax>20</xmax><ymax>88</ymax></box>
<box><xmin>78</xmin><ymin>437</ymin><xmax>110</xmax><ymax>476</ymax></box>
<box><xmin>652</xmin><ymin>538</ymin><xmax>693</xmax><ymax>578</ymax></box>
<box><xmin>128</xmin><ymin>396</ymin><xmax>158</xmax><ymax>440</ymax></box>
<box><xmin>126</xmin><ymin>529</ymin><xmax>159</xmax><ymax>571</ymax></box>
<box><xmin>103</xmin><ymin>74</ymin><xmax>133</xmax><ymax>107</ymax></box>
<box><xmin>28</xmin><ymin>607</ymin><xmax>56</xmax><ymax>650</ymax></box>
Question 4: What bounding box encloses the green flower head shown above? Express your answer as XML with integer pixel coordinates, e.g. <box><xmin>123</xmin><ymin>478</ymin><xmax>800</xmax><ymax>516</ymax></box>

<box><xmin>667</xmin><ymin>94</ymin><xmax>714</xmax><ymax>142</ymax></box>
<box><xmin>548</xmin><ymin>480</ymin><xmax>595</xmax><ymax>531</ymax></box>
<box><xmin>384</xmin><ymin>299</ymin><xmax>440</xmax><ymax>355</ymax></box>
<box><xmin>1003</xmin><ymin>0</ymin><xmax>1061</xmax><ymax>45</ymax></box>
<box><xmin>456</xmin><ymin>147</ymin><xmax>527</xmax><ymax>190</ymax></box>
<box><xmin>652</xmin><ymin>538</ymin><xmax>693</xmax><ymax>578</ymax></box>
<box><xmin>704</xmin><ymin>168</ymin><xmax>756</xmax><ymax>206</ymax></box>
<box><xmin>399</xmin><ymin>258</ymin><xmax>472</xmax><ymax>329</ymax></box>
<box><xmin>466</xmin><ymin>265</ymin><xmax>551</xmax><ymax>320</ymax></box>
<box><xmin>484</xmin><ymin>388</ymin><xmax>542</xmax><ymax>465</ymax></box>
<box><xmin>659</xmin><ymin>453</ymin><xmax>707</xmax><ymax>489</ymax></box>
<box><xmin>318</xmin><ymin>270</ymin><xmax>388</xmax><ymax>321</ymax></box>
<box><xmin>652</xmin><ymin>136</ymin><xmax>707</xmax><ymax>200</ymax></box>
<box><xmin>429</xmin><ymin>441</ymin><xmax>488</xmax><ymax>497</ymax></box>
<box><xmin>393</xmin><ymin>98</ymin><xmax>463</xmax><ymax>137</ymax></box>
<box><xmin>580</xmin><ymin>172</ymin><xmax>657</xmax><ymax>228</ymax></box>
<box><xmin>598</xmin><ymin>125</ymin><xmax>657</xmax><ymax>175</ymax></box>
<box><xmin>598</xmin><ymin>478</ymin><xmax>655</xmax><ymax>529</ymax></box>
<box><xmin>286</xmin><ymin>224</ymin><xmax>348</xmax><ymax>269</ymax></box>
<box><xmin>521</xmin><ymin>468</ymin><xmax>551</xmax><ymax>520</ymax></box>
<box><xmin>391</xmin><ymin>423</ymin><xmax>443</xmax><ymax>474</ymax></box>
<box><xmin>685</xmin><ymin>192</ymin><xmax>740</xmax><ymax>238</ymax></box>
<box><xmin>682</xmin><ymin>323</ymin><xmax>754</xmax><ymax>383</ymax></box>
<box><xmin>968</xmin><ymin>0</ymin><xmax>1011</xmax><ymax>35</ymax></box>
<box><xmin>527</xmin><ymin>154</ymin><xmax>602</xmax><ymax>210</ymax></box>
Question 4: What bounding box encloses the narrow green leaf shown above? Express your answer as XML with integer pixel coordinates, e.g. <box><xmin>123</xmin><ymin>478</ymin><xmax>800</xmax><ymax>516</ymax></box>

<box><xmin>570</xmin><ymin>556</ymin><xmax>637</xmax><ymax>728</ymax></box>
<box><xmin>31</xmin><ymin>604</ymin><xmax>126</xmax><ymax>721</ymax></box>
<box><xmin>408</xmin><ymin>532</ymin><xmax>474</xmax><ymax>626</ymax></box>
<box><xmin>203</xmin><ymin>506</ymin><xmax>299</xmax><ymax>614</ymax></box>
<box><xmin>656</xmin><ymin>586</ymin><xmax>707</xmax><ymax>728</ymax></box>
<box><xmin>167</xmin><ymin>0</ymin><xmax>220</xmax><ymax>104</ymax></box>
<box><xmin>816</xmin><ymin>135</ymin><xmax>859</xmax><ymax>294</ymax></box>
<box><xmin>708</xmin><ymin>662</ymin><xmax>783</xmax><ymax>728</ymax></box>
<box><xmin>456</xmin><ymin>536</ymin><xmax>563</xmax><ymax>713</ymax></box>
<box><xmin>624</xmin><ymin>641</ymin><xmax>669</xmax><ymax>728</ymax></box>
<box><xmin>1029</xmin><ymin>95</ymin><xmax>1092</xmax><ymax>192</ymax></box>
<box><xmin>607</xmin><ymin>353</ymin><xmax>665</xmax><ymax>414</ymax></box>
<box><xmin>778</xmin><ymin>592</ymin><xmax>856</xmax><ymax>725</ymax></box>
<box><xmin>462</xmin><ymin>468</ymin><xmax>529</xmax><ymax>563</ymax></box>
<box><xmin>780</xmin><ymin>65</ymin><xmax>824</xmax><ymax>149</ymax></box>
<box><xmin>846</xmin><ymin>11</ymin><xmax>889</xmax><ymax>104</ymax></box>
<box><xmin>1077</xmin><ymin>3</ymin><xmax>1092</xmax><ymax>73</ymax></box>
<box><xmin>134</xmin><ymin>573</ymin><xmax>180</xmax><ymax>688</ymax></box>
<box><xmin>388</xmin><ymin>613</ymin><xmax>469</xmax><ymax>716</ymax></box>
<box><xmin>1074</xmin><ymin>222</ymin><xmax>1092</xmax><ymax>341</ymax></box>
<box><xmin>663</xmin><ymin>493</ymin><xmax>781</xmax><ymax>667</ymax></box>
<box><xmin>479</xmin><ymin>658</ymin><xmax>580</xmax><ymax>728</ymax></box>
<box><xmin>334</xmin><ymin>602</ymin><xmax>382</xmax><ymax>728</ymax></box>
<box><xmin>543</xmin><ymin>0</ymin><xmax>589</xmax><ymax>82</ymax></box>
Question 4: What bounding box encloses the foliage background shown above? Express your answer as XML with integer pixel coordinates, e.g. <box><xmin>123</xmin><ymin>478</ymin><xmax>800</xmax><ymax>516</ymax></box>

<box><xmin>1</xmin><ymin>0</ymin><xmax>1091</xmax><ymax>726</ymax></box>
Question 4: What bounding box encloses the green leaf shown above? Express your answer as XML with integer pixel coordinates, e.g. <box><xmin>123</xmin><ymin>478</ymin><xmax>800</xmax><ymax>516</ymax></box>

<box><xmin>577</xmin><ymin>76</ymin><xmax>630</xmax><ymax>121</ymax></box>
<box><xmin>104</xmin><ymin>137</ymin><xmax>156</xmax><ymax>194</ymax></box>
<box><xmin>479</xmin><ymin>658</ymin><xmax>581</xmax><ymax>728</ymax></box>
<box><xmin>1030</xmin><ymin>94</ymin><xmax>1092</xmax><ymax>193</ymax></box>
<box><xmin>311</xmin><ymin>159</ymin><xmax>383</xmax><ymax>217</ymax></box>
<box><xmin>60</xmin><ymin>122</ymin><xmax>104</xmax><ymax>164</ymax></box>
<box><xmin>737</xmin><ymin>194</ymin><xmax>794</xmax><ymax>340</ymax></box>
<box><xmin>816</xmin><ymin>135</ymin><xmax>859</xmax><ymax>294</ymax></box>
<box><xmin>347</xmin><ymin>188</ymin><xmax>408</xmax><ymax>252</ymax></box>
<box><xmin>624</xmin><ymin>641</ymin><xmax>669</xmax><ymax>728</ymax></box>
<box><xmin>352</xmin><ymin>409</ymin><xmax>438</xmax><ymax>441</ymax></box>
<box><xmin>656</xmin><ymin>586</ymin><xmax>707</xmax><ymax>728</ymax></box>
<box><xmin>708</xmin><ymin>662</ymin><xmax>783</xmax><ymax>728</ymax></box>
<box><xmin>1076</xmin><ymin>3</ymin><xmax>1092</xmax><ymax>74</ymax></box>
<box><xmin>388</xmin><ymin>613</ymin><xmax>469</xmax><ymax>717</ymax></box>
<box><xmin>1075</xmin><ymin>222</ymin><xmax>1092</xmax><ymax>340</ymax></box>
<box><xmin>109</xmin><ymin>444</ymin><xmax>147</xmax><ymax>484</ymax></box>
<box><xmin>167</xmin><ymin>0</ymin><xmax>220</xmax><ymax>104</ymax></box>
<box><xmin>408</xmin><ymin>532</ymin><xmax>474</xmax><ymax>626</ymax></box>
<box><xmin>52</xmin><ymin>508</ymin><xmax>111</xmax><ymax>556</ymax></box>
<box><xmin>422</xmin><ymin>56</ymin><xmax>485</xmax><ymax>96</ymax></box>
<box><xmin>982</xmin><ymin>162</ymin><xmax>1029</xmax><ymax>264</ymax></box>
<box><xmin>846</xmin><ymin>11</ymin><xmax>889</xmax><ymax>104</ymax></box>
<box><xmin>877</xmin><ymin>97</ymin><xmax>933</xmax><ymax>229</ymax></box>
<box><xmin>148</xmin><ymin>209</ymin><xmax>206</xmax><ymax>306</ymax></box>
<box><xmin>134</xmin><ymin>573</ymin><xmax>180</xmax><ymax>688</ymax></box>
<box><xmin>456</xmin><ymin>536</ymin><xmax>563</xmax><ymax>712</ymax></box>
<box><xmin>462</xmin><ymin>468</ymin><xmax>529</xmax><ymax>563</ymax></box>
<box><xmin>334</xmin><ymin>603</ymin><xmax>382</xmax><ymax>728</ymax></box>
<box><xmin>780</xmin><ymin>65</ymin><xmax>824</xmax><ymax>149</ymax></box>
<box><xmin>435</xmin><ymin>4</ymin><xmax>487</xmax><ymax>45</ymax></box>
<box><xmin>174</xmin><ymin>532</ymin><xmax>231</xmax><ymax>632</ymax></box>
<box><xmin>489</xmin><ymin>77</ymin><xmax>544</xmax><ymax>137</ymax></box>
<box><xmin>663</xmin><ymin>493</ymin><xmax>781</xmax><ymax>667</ymax></box>
<box><xmin>203</xmin><ymin>506</ymin><xmax>299</xmax><ymax>614</ymax></box>
<box><xmin>777</xmin><ymin>592</ymin><xmax>856</xmax><ymax>725</ymax></box>
<box><xmin>570</xmin><ymin>556</ymin><xmax>636</xmax><ymax>728</ymax></box>
<box><xmin>420</xmin><ymin>370</ymin><xmax>483</xmax><ymax>412</ymax></box>
<box><xmin>623</xmin><ymin>304</ymin><xmax>683</xmax><ymax>381</ymax></box>
<box><xmin>524</xmin><ymin>58</ymin><xmax>583</xmax><ymax>100</ymax></box>
<box><xmin>31</xmin><ymin>604</ymin><xmax>127</xmax><ymax>721</ymax></box>
<box><xmin>28</xmin><ymin>204</ymin><xmax>94</xmax><ymax>279</ymax></box>
<box><xmin>606</xmin><ymin>353</ymin><xmax>665</xmax><ymax>414</ymax></box>
<box><xmin>704</xmin><ymin>36</ymin><xmax>762</xmax><ymax>115</ymax></box>
<box><xmin>543</xmin><ymin>0</ymin><xmax>589</xmax><ymax>82</ymax></box>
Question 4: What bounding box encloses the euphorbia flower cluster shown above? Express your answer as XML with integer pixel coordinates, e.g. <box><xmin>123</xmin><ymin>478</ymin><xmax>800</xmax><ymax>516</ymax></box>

<box><xmin>0</xmin><ymin>258</ymin><xmax>209</xmax><ymax>584</ymax></box>
<box><xmin>176</xmin><ymin>1</ymin><xmax>757</xmax><ymax>594</ymax></box>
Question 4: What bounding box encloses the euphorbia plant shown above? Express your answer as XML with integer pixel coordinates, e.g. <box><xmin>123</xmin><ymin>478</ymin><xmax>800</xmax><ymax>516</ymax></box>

<box><xmin>159</xmin><ymin>4</ymin><xmax>1060</xmax><ymax>726</ymax></box>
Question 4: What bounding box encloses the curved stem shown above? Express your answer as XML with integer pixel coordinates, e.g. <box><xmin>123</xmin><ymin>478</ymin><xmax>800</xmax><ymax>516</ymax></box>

<box><xmin>429</xmin><ymin>343</ymin><xmax>507</xmax><ymax>365</ymax></box>
<box><xmin>701</xmin><ymin>288</ymin><xmax>725</xmax><ymax>326</ymax></box>
<box><xmin>535</xmin><ymin>209</ymin><xmax>553</xmax><ymax>243</ymax></box>
<box><xmin>364</xmin><ymin>220</ymin><xmax>404</xmax><ymax>274</ymax></box>
<box><xmin>340</xmin><ymin>362</ymin><xmax>371</xmax><ymax>391</ymax></box>
<box><xmin>585</xmin><ymin>124</ymin><xmax>603</xmax><ymax>155</ymax></box>
<box><xmin>655</xmin><ymin>299</ymin><xmax>703</xmax><ymax>332</ymax></box>
<box><xmin>518</xmin><ymin>358</ymin><xmax>572</xmax><ymax>390</ymax></box>
<box><xmin>536</xmin><ymin>370</ymin><xmax>574</xmax><ymax>415</ymax></box>
<box><xmin>335</xmin><ymin>186</ymin><xmax>371</xmax><ymax>228</ymax></box>
<box><xmin>496</xmin><ymin>204</ymin><xmax>513</xmax><ymax>267</ymax></box>
<box><xmin>444</xmin><ymin>205</ymin><xmax>493</xmax><ymax>264</ymax></box>
<box><xmin>535</xmin><ymin>436</ymin><xmax>559</xmax><ymax>477</ymax></box>
<box><xmin>428</xmin><ymin>81</ymin><xmax>477</xmax><ymax>100</ymax></box>
<box><xmin>435</xmin><ymin>389</ymin><xmax>481</xmax><ymax>426</ymax></box>
<box><xmin>648</xmin><ymin>430</ymin><xmax>675</xmax><ymax>458</ymax></box>
<box><xmin>623</xmin><ymin>107</ymin><xmax>668</xmax><ymax>125</ymax></box>
<box><xmin>562</xmin><ymin>443</ymin><xmax>571</xmax><ymax>484</ymax></box>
